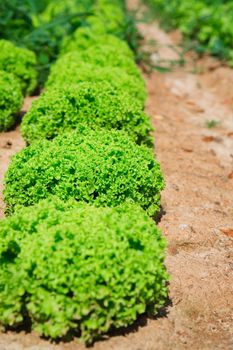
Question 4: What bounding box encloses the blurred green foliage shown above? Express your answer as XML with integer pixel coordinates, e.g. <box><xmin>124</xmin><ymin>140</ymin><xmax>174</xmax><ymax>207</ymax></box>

<box><xmin>0</xmin><ymin>40</ymin><xmax>37</xmax><ymax>95</ymax></box>
<box><xmin>146</xmin><ymin>0</ymin><xmax>233</xmax><ymax>65</ymax></box>
<box><xmin>0</xmin><ymin>0</ymin><xmax>94</xmax><ymax>86</ymax></box>
<box><xmin>0</xmin><ymin>0</ymin><xmax>140</xmax><ymax>86</ymax></box>
<box><xmin>0</xmin><ymin>71</ymin><xmax>23</xmax><ymax>131</ymax></box>
<box><xmin>0</xmin><ymin>0</ymin><xmax>49</xmax><ymax>40</ymax></box>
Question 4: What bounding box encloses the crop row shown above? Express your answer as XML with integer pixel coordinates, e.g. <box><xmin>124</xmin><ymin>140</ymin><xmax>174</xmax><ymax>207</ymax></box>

<box><xmin>146</xmin><ymin>0</ymin><xmax>233</xmax><ymax>64</ymax></box>
<box><xmin>0</xmin><ymin>0</ymin><xmax>168</xmax><ymax>344</ymax></box>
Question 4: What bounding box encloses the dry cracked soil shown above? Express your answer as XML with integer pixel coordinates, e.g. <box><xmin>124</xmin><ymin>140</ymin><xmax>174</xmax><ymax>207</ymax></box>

<box><xmin>0</xmin><ymin>1</ymin><xmax>232</xmax><ymax>349</ymax></box>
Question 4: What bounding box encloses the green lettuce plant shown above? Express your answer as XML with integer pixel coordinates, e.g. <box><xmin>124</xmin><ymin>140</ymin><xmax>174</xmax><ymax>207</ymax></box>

<box><xmin>39</xmin><ymin>0</ymin><xmax>94</xmax><ymax>23</ymax></box>
<box><xmin>61</xmin><ymin>27</ymin><xmax>134</xmax><ymax>57</ymax></box>
<box><xmin>0</xmin><ymin>40</ymin><xmax>37</xmax><ymax>95</ymax></box>
<box><xmin>0</xmin><ymin>197</ymin><xmax>168</xmax><ymax>343</ymax></box>
<box><xmin>0</xmin><ymin>71</ymin><xmax>23</xmax><ymax>131</ymax></box>
<box><xmin>89</xmin><ymin>1</ymin><xmax>140</xmax><ymax>53</ymax></box>
<box><xmin>4</xmin><ymin>125</ymin><xmax>164</xmax><ymax>215</ymax></box>
<box><xmin>21</xmin><ymin>82</ymin><xmax>152</xmax><ymax>145</ymax></box>
<box><xmin>55</xmin><ymin>46</ymin><xmax>140</xmax><ymax>78</ymax></box>
<box><xmin>86</xmin><ymin>3</ymin><xmax>125</xmax><ymax>36</ymax></box>
<box><xmin>46</xmin><ymin>63</ymin><xmax>146</xmax><ymax>105</ymax></box>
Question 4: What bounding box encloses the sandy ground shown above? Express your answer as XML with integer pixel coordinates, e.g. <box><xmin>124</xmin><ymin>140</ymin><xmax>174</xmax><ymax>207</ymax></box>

<box><xmin>0</xmin><ymin>2</ymin><xmax>233</xmax><ymax>349</ymax></box>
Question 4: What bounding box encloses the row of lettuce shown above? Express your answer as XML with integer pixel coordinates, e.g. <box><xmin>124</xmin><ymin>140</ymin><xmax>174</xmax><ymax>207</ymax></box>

<box><xmin>0</xmin><ymin>0</ymin><xmax>138</xmax><ymax>132</ymax></box>
<box><xmin>1</xmin><ymin>0</ymin><xmax>139</xmax><ymax>86</ymax></box>
<box><xmin>0</xmin><ymin>0</ymin><xmax>168</xmax><ymax>344</ymax></box>
<box><xmin>146</xmin><ymin>0</ymin><xmax>233</xmax><ymax>65</ymax></box>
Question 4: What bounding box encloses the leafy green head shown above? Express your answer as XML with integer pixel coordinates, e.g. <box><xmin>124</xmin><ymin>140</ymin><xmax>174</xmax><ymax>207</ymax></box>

<box><xmin>86</xmin><ymin>2</ymin><xmax>126</xmax><ymax>36</ymax></box>
<box><xmin>58</xmin><ymin>45</ymin><xmax>140</xmax><ymax>78</ymax></box>
<box><xmin>21</xmin><ymin>82</ymin><xmax>153</xmax><ymax>146</ymax></box>
<box><xmin>61</xmin><ymin>27</ymin><xmax>134</xmax><ymax>58</ymax></box>
<box><xmin>0</xmin><ymin>197</ymin><xmax>168</xmax><ymax>343</ymax></box>
<box><xmin>39</xmin><ymin>0</ymin><xmax>94</xmax><ymax>23</ymax></box>
<box><xmin>0</xmin><ymin>70</ymin><xmax>23</xmax><ymax>131</ymax></box>
<box><xmin>0</xmin><ymin>40</ymin><xmax>37</xmax><ymax>95</ymax></box>
<box><xmin>4</xmin><ymin>125</ymin><xmax>164</xmax><ymax>215</ymax></box>
<box><xmin>46</xmin><ymin>63</ymin><xmax>146</xmax><ymax>106</ymax></box>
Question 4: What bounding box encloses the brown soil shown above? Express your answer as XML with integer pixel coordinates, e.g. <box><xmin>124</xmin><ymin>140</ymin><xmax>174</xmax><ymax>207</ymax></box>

<box><xmin>0</xmin><ymin>2</ymin><xmax>233</xmax><ymax>349</ymax></box>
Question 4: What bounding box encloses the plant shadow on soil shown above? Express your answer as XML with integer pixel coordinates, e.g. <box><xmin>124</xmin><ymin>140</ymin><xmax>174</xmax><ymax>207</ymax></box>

<box><xmin>60</xmin><ymin>296</ymin><xmax>172</xmax><ymax>347</ymax></box>
<box><xmin>4</xmin><ymin>297</ymin><xmax>172</xmax><ymax>347</ymax></box>
<box><xmin>100</xmin><ymin>298</ymin><xmax>172</xmax><ymax>345</ymax></box>
<box><xmin>4</xmin><ymin>111</ymin><xmax>25</xmax><ymax>134</ymax></box>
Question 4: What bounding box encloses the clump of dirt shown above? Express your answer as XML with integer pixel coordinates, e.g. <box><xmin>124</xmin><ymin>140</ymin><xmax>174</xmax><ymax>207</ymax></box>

<box><xmin>0</xmin><ymin>2</ymin><xmax>233</xmax><ymax>349</ymax></box>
